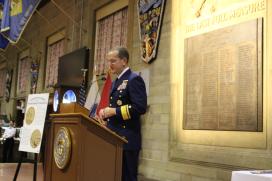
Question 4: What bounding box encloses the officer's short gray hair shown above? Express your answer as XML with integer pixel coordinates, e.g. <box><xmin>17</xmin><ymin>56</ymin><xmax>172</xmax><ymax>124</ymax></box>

<box><xmin>111</xmin><ymin>47</ymin><xmax>129</xmax><ymax>62</ymax></box>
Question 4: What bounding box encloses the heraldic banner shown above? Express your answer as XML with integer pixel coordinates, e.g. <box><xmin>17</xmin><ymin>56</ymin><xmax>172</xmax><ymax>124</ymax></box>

<box><xmin>137</xmin><ymin>0</ymin><xmax>166</xmax><ymax>63</ymax></box>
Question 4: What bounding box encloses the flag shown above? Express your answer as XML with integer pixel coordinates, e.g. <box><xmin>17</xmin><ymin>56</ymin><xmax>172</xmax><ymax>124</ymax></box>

<box><xmin>84</xmin><ymin>76</ymin><xmax>101</xmax><ymax>111</ymax></box>
<box><xmin>96</xmin><ymin>73</ymin><xmax>112</xmax><ymax>116</ymax></box>
<box><xmin>0</xmin><ymin>34</ymin><xmax>9</xmax><ymax>50</ymax></box>
<box><xmin>1</xmin><ymin>0</ymin><xmax>10</xmax><ymax>32</ymax></box>
<box><xmin>3</xmin><ymin>0</ymin><xmax>41</xmax><ymax>43</ymax></box>
<box><xmin>89</xmin><ymin>101</ymin><xmax>99</xmax><ymax>117</ymax></box>
<box><xmin>78</xmin><ymin>78</ymin><xmax>86</xmax><ymax>107</ymax></box>
<box><xmin>0</xmin><ymin>0</ymin><xmax>9</xmax><ymax>50</ymax></box>
<box><xmin>88</xmin><ymin>85</ymin><xmax>101</xmax><ymax>117</ymax></box>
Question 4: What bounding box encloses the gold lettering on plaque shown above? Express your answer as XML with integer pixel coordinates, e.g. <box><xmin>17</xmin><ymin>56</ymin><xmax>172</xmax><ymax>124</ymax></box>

<box><xmin>186</xmin><ymin>0</ymin><xmax>265</xmax><ymax>34</ymax></box>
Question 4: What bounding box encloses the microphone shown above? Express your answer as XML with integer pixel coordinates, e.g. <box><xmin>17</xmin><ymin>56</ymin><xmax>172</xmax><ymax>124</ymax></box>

<box><xmin>89</xmin><ymin>75</ymin><xmax>106</xmax><ymax>85</ymax></box>
<box><xmin>86</xmin><ymin>75</ymin><xmax>106</xmax><ymax>96</ymax></box>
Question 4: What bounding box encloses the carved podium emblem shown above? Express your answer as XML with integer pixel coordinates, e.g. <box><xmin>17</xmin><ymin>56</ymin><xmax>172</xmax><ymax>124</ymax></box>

<box><xmin>54</xmin><ymin>127</ymin><xmax>72</xmax><ymax>169</ymax></box>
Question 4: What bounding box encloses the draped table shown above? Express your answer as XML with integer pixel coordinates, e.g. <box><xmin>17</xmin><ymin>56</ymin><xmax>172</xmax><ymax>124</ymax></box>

<box><xmin>232</xmin><ymin>171</ymin><xmax>272</xmax><ymax>181</ymax></box>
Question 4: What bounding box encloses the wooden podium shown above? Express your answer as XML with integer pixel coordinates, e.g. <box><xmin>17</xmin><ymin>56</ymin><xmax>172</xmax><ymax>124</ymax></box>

<box><xmin>44</xmin><ymin>103</ymin><xmax>127</xmax><ymax>181</ymax></box>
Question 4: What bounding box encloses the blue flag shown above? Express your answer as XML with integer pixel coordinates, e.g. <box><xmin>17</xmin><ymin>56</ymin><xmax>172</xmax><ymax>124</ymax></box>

<box><xmin>85</xmin><ymin>76</ymin><xmax>101</xmax><ymax>117</ymax></box>
<box><xmin>3</xmin><ymin>0</ymin><xmax>41</xmax><ymax>43</ymax></box>
<box><xmin>0</xmin><ymin>35</ymin><xmax>9</xmax><ymax>50</ymax></box>
<box><xmin>0</xmin><ymin>0</ymin><xmax>9</xmax><ymax>50</ymax></box>
<box><xmin>1</xmin><ymin>0</ymin><xmax>10</xmax><ymax>32</ymax></box>
<box><xmin>89</xmin><ymin>103</ymin><xmax>98</xmax><ymax>117</ymax></box>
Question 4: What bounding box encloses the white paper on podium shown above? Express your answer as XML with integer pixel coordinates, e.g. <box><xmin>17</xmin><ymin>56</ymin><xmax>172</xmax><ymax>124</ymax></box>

<box><xmin>19</xmin><ymin>93</ymin><xmax>49</xmax><ymax>153</ymax></box>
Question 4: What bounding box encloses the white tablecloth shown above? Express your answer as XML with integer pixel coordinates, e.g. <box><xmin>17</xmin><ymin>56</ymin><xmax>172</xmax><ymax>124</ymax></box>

<box><xmin>232</xmin><ymin>171</ymin><xmax>272</xmax><ymax>181</ymax></box>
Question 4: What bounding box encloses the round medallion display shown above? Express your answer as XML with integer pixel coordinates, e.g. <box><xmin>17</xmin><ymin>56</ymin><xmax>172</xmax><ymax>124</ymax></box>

<box><xmin>54</xmin><ymin>127</ymin><xmax>72</xmax><ymax>169</ymax></box>
<box><xmin>30</xmin><ymin>129</ymin><xmax>41</xmax><ymax>148</ymax></box>
<box><xmin>25</xmin><ymin>107</ymin><xmax>35</xmax><ymax>125</ymax></box>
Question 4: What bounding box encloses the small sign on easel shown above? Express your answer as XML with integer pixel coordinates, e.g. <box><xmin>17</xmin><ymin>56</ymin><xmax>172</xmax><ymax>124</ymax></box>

<box><xmin>19</xmin><ymin>93</ymin><xmax>49</xmax><ymax>153</ymax></box>
<box><xmin>14</xmin><ymin>93</ymin><xmax>49</xmax><ymax>181</ymax></box>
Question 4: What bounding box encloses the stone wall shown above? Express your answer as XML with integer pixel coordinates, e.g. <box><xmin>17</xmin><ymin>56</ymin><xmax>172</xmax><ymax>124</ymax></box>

<box><xmin>1</xmin><ymin>0</ymin><xmax>272</xmax><ymax>181</ymax></box>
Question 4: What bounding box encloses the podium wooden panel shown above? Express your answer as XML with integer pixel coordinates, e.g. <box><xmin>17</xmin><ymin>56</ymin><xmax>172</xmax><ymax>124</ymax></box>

<box><xmin>44</xmin><ymin>103</ymin><xmax>127</xmax><ymax>181</ymax></box>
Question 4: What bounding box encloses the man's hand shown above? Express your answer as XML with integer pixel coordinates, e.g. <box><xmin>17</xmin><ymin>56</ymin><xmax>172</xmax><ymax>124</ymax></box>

<box><xmin>95</xmin><ymin>116</ymin><xmax>107</xmax><ymax>127</ymax></box>
<box><xmin>98</xmin><ymin>109</ymin><xmax>105</xmax><ymax>120</ymax></box>
<box><xmin>98</xmin><ymin>107</ymin><xmax>116</xmax><ymax>120</ymax></box>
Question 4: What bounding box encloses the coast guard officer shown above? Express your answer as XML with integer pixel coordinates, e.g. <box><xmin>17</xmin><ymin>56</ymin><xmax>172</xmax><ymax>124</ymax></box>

<box><xmin>98</xmin><ymin>47</ymin><xmax>147</xmax><ymax>181</ymax></box>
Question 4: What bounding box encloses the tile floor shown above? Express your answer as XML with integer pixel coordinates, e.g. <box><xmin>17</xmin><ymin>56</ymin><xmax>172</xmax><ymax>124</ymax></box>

<box><xmin>0</xmin><ymin>163</ymin><xmax>43</xmax><ymax>181</ymax></box>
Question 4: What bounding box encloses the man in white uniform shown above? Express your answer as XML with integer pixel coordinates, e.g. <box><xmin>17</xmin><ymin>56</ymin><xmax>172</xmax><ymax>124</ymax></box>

<box><xmin>1</xmin><ymin>120</ymin><xmax>16</xmax><ymax>162</ymax></box>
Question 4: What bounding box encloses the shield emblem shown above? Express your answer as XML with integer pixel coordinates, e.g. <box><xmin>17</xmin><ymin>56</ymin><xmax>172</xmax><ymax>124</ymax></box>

<box><xmin>137</xmin><ymin>0</ymin><xmax>166</xmax><ymax>63</ymax></box>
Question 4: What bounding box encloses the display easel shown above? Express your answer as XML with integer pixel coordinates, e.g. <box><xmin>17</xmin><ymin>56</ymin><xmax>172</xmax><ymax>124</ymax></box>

<box><xmin>13</xmin><ymin>152</ymin><xmax>38</xmax><ymax>181</ymax></box>
<box><xmin>13</xmin><ymin>93</ymin><xmax>49</xmax><ymax>181</ymax></box>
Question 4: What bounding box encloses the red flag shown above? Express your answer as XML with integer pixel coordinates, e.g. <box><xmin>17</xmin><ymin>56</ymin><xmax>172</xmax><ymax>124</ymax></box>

<box><xmin>96</xmin><ymin>73</ymin><xmax>112</xmax><ymax>115</ymax></box>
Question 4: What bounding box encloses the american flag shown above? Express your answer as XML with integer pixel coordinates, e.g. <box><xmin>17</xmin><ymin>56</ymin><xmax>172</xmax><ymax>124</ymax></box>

<box><xmin>78</xmin><ymin>69</ymin><xmax>88</xmax><ymax>106</ymax></box>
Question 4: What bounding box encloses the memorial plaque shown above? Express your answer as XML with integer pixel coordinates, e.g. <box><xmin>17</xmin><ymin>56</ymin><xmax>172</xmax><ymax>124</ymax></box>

<box><xmin>183</xmin><ymin>18</ymin><xmax>263</xmax><ymax>131</ymax></box>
